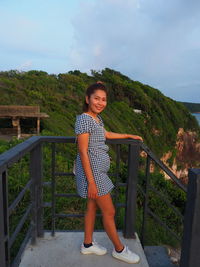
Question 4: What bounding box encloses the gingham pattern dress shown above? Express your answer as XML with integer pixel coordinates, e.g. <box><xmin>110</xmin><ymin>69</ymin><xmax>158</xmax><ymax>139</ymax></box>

<box><xmin>75</xmin><ymin>113</ymin><xmax>114</xmax><ymax>198</ymax></box>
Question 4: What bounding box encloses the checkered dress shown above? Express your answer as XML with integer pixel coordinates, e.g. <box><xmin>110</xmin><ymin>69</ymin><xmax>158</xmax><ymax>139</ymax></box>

<box><xmin>74</xmin><ymin>113</ymin><xmax>114</xmax><ymax>198</ymax></box>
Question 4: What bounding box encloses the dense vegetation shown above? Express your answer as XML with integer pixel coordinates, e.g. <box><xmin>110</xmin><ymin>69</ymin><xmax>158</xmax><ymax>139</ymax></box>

<box><xmin>181</xmin><ymin>102</ymin><xmax>200</xmax><ymax>113</ymax></box>
<box><xmin>0</xmin><ymin>68</ymin><xmax>199</xmax><ymax>261</ymax></box>
<box><xmin>0</xmin><ymin>68</ymin><xmax>199</xmax><ymax>157</ymax></box>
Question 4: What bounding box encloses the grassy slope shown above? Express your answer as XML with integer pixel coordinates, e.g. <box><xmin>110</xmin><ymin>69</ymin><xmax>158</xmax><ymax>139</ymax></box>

<box><xmin>0</xmin><ymin>68</ymin><xmax>199</xmax><ymax>158</ymax></box>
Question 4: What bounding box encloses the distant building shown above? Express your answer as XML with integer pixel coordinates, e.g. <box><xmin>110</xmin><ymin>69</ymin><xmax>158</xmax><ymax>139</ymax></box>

<box><xmin>0</xmin><ymin>105</ymin><xmax>49</xmax><ymax>139</ymax></box>
<box><xmin>133</xmin><ymin>109</ymin><xmax>142</xmax><ymax>114</ymax></box>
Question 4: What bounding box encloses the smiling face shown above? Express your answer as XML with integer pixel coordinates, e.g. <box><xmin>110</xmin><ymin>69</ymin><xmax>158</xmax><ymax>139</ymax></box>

<box><xmin>86</xmin><ymin>89</ymin><xmax>107</xmax><ymax>115</ymax></box>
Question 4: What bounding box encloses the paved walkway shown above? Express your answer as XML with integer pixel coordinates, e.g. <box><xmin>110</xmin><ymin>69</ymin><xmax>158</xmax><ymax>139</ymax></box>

<box><xmin>19</xmin><ymin>231</ymin><xmax>149</xmax><ymax>267</ymax></box>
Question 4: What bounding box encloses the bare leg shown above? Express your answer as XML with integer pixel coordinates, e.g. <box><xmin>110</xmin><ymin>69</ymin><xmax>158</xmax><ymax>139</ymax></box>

<box><xmin>84</xmin><ymin>198</ymin><xmax>98</xmax><ymax>244</ymax></box>
<box><xmin>96</xmin><ymin>193</ymin><xmax>124</xmax><ymax>251</ymax></box>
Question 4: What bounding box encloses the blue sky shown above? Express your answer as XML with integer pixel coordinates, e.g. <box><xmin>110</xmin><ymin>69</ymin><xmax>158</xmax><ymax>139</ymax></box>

<box><xmin>0</xmin><ymin>0</ymin><xmax>200</xmax><ymax>102</ymax></box>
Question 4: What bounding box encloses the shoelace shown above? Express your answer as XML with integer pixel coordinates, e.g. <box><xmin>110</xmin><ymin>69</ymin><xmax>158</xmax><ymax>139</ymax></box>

<box><xmin>93</xmin><ymin>240</ymin><xmax>106</xmax><ymax>250</ymax></box>
<box><xmin>93</xmin><ymin>240</ymin><xmax>101</xmax><ymax>247</ymax></box>
<box><xmin>125</xmin><ymin>246</ymin><xmax>132</xmax><ymax>255</ymax></box>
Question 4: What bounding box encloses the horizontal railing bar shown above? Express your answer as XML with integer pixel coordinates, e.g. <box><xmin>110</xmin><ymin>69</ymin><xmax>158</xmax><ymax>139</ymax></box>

<box><xmin>47</xmin><ymin>173</ymin><xmax>116</xmax><ymax>178</ymax></box>
<box><xmin>54</xmin><ymin>172</ymin><xmax>74</xmax><ymax>176</ymax></box>
<box><xmin>108</xmin><ymin>173</ymin><xmax>116</xmax><ymax>177</ymax></box>
<box><xmin>116</xmin><ymin>203</ymin><xmax>126</xmax><ymax>208</ymax></box>
<box><xmin>55</xmin><ymin>214</ymin><xmax>85</xmax><ymax>218</ymax></box>
<box><xmin>9</xmin><ymin>204</ymin><xmax>32</xmax><ymax>248</ymax></box>
<box><xmin>9</xmin><ymin>180</ymin><xmax>32</xmax><ymax>216</ymax></box>
<box><xmin>11</xmin><ymin>224</ymin><xmax>32</xmax><ymax>267</ymax></box>
<box><xmin>55</xmin><ymin>213</ymin><xmax>102</xmax><ymax>218</ymax></box>
<box><xmin>40</xmin><ymin>136</ymin><xmax>141</xmax><ymax>145</ymax></box>
<box><xmin>0</xmin><ymin>136</ymin><xmax>76</xmax><ymax>172</ymax></box>
<box><xmin>0</xmin><ymin>137</ymin><xmax>141</xmax><ymax>172</ymax></box>
<box><xmin>148</xmin><ymin>185</ymin><xmax>184</xmax><ymax>220</ymax></box>
<box><xmin>40</xmin><ymin>136</ymin><xmax>140</xmax><ymax>145</ymax></box>
<box><xmin>43</xmin><ymin>181</ymin><xmax>52</xmax><ymax>186</ymax></box>
<box><xmin>141</xmin><ymin>143</ymin><xmax>187</xmax><ymax>192</ymax></box>
<box><xmin>53</xmin><ymin>172</ymin><xmax>117</xmax><ymax>178</ymax></box>
<box><xmin>106</xmin><ymin>139</ymin><xmax>142</xmax><ymax>145</ymax></box>
<box><xmin>39</xmin><ymin>136</ymin><xmax>76</xmax><ymax>143</ymax></box>
<box><xmin>55</xmin><ymin>193</ymin><xmax>79</xmax><ymax>198</ymax></box>
<box><xmin>147</xmin><ymin>208</ymin><xmax>181</xmax><ymax>241</ymax></box>
<box><xmin>0</xmin><ymin>136</ymin><xmax>41</xmax><ymax>172</ymax></box>
<box><xmin>44</xmin><ymin>229</ymin><xmax>106</xmax><ymax>233</ymax></box>
<box><xmin>43</xmin><ymin>202</ymin><xmax>52</xmax><ymax>208</ymax></box>
<box><xmin>117</xmin><ymin>182</ymin><xmax>127</xmax><ymax>187</ymax></box>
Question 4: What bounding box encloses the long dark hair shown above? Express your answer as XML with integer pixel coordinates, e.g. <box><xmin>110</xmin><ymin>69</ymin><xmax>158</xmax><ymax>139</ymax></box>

<box><xmin>83</xmin><ymin>81</ymin><xmax>108</xmax><ymax>112</ymax></box>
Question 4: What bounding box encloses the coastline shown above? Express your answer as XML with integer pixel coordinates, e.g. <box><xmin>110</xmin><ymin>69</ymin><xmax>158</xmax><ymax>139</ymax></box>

<box><xmin>192</xmin><ymin>113</ymin><xmax>200</xmax><ymax>126</ymax></box>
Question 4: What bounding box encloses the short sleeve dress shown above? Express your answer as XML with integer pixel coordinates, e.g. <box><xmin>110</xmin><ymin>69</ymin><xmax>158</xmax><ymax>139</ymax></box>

<box><xmin>74</xmin><ymin>113</ymin><xmax>114</xmax><ymax>198</ymax></box>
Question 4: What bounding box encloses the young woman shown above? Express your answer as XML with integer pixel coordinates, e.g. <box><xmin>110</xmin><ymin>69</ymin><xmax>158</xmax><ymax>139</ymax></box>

<box><xmin>74</xmin><ymin>82</ymin><xmax>143</xmax><ymax>264</ymax></box>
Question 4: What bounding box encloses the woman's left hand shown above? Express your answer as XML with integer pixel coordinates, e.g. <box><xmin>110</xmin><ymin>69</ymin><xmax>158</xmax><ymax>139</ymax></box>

<box><xmin>127</xmin><ymin>134</ymin><xmax>143</xmax><ymax>142</ymax></box>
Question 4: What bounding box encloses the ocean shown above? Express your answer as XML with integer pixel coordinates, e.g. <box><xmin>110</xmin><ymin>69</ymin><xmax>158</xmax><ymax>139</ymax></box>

<box><xmin>192</xmin><ymin>113</ymin><xmax>200</xmax><ymax>125</ymax></box>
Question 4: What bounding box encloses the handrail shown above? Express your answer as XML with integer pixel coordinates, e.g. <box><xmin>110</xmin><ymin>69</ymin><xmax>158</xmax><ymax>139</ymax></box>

<box><xmin>0</xmin><ymin>136</ymin><xmax>75</xmax><ymax>172</ymax></box>
<box><xmin>141</xmin><ymin>143</ymin><xmax>187</xmax><ymax>192</ymax></box>
<box><xmin>0</xmin><ymin>136</ymin><xmax>140</xmax><ymax>171</ymax></box>
<box><xmin>0</xmin><ymin>136</ymin><xmax>40</xmax><ymax>172</ymax></box>
<box><xmin>139</xmin><ymin>146</ymin><xmax>186</xmax><ymax>248</ymax></box>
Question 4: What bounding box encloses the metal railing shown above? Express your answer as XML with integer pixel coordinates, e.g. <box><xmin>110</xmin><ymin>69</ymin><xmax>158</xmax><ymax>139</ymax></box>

<box><xmin>0</xmin><ymin>136</ymin><xmax>200</xmax><ymax>267</ymax></box>
<box><xmin>139</xmin><ymin>143</ymin><xmax>187</xmax><ymax>245</ymax></box>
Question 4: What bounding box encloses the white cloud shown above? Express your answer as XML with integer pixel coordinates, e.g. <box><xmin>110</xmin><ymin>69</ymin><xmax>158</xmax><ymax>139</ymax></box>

<box><xmin>0</xmin><ymin>0</ymin><xmax>199</xmax><ymax>102</ymax></box>
<box><xmin>17</xmin><ymin>60</ymin><xmax>33</xmax><ymax>71</ymax></box>
<box><xmin>69</xmin><ymin>0</ymin><xmax>200</xmax><ymax>102</ymax></box>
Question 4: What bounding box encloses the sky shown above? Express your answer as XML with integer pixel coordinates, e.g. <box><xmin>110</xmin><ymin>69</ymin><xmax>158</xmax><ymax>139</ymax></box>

<box><xmin>0</xmin><ymin>0</ymin><xmax>200</xmax><ymax>103</ymax></box>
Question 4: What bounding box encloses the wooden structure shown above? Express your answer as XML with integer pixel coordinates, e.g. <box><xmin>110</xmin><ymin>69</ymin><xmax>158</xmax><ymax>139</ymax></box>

<box><xmin>0</xmin><ymin>106</ymin><xmax>49</xmax><ymax>139</ymax></box>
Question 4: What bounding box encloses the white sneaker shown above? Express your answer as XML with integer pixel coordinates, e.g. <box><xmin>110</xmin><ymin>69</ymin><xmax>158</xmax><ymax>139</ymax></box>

<box><xmin>81</xmin><ymin>240</ymin><xmax>107</xmax><ymax>255</ymax></box>
<box><xmin>112</xmin><ymin>245</ymin><xmax>140</xmax><ymax>264</ymax></box>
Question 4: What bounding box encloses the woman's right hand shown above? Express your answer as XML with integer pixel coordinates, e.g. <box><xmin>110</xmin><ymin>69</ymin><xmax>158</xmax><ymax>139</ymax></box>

<box><xmin>88</xmin><ymin>182</ymin><xmax>98</xmax><ymax>199</ymax></box>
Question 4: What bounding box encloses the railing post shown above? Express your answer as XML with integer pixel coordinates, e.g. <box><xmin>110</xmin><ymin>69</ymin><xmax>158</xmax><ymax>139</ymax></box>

<box><xmin>51</xmin><ymin>143</ymin><xmax>56</xmax><ymax>236</ymax></box>
<box><xmin>0</xmin><ymin>171</ymin><xmax>10</xmax><ymax>267</ymax></box>
<box><xmin>180</xmin><ymin>168</ymin><xmax>200</xmax><ymax>267</ymax></box>
<box><xmin>114</xmin><ymin>144</ymin><xmax>120</xmax><ymax>221</ymax></box>
<box><xmin>140</xmin><ymin>155</ymin><xmax>151</xmax><ymax>246</ymax></box>
<box><xmin>123</xmin><ymin>143</ymin><xmax>140</xmax><ymax>238</ymax></box>
<box><xmin>30</xmin><ymin>143</ymin><xmax>43</xmax><ymax>244</ymax></box>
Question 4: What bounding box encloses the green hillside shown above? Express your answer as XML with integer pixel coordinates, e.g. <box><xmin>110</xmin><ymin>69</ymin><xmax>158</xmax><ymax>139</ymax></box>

<box><xmin>0</xmin><ymin>68</ymin><xmax>199</xmax><ymax>158</ymax></box>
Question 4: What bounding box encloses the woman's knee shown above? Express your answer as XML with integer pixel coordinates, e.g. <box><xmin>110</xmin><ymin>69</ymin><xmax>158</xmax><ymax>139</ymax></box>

<box><xmin>96</xmin><ymin>193</ymin><xmax>115</xmax><ymax>218</ymax></box>
<box><xmin>102</xmin><ymin>206</ymin><xmax>115</xmax><ymax>218</ymax></box>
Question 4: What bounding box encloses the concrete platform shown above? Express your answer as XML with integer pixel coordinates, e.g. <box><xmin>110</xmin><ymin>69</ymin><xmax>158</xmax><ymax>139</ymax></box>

<box><xmin>19</xmin><ymin>231</ymin><xmax>149</xmax><ymax>267</ymax></box>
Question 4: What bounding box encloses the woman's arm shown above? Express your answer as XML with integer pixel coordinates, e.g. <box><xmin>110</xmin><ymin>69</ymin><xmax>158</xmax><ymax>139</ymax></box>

<box><xmin>77</xmin><ymin>133</ymin><xmax>98</xmax><ymax>199</ymax></box>
<box><xmin>105</xmin><ymin>130</ymin><xmax>143</xmax><ymax>141</ymax></box>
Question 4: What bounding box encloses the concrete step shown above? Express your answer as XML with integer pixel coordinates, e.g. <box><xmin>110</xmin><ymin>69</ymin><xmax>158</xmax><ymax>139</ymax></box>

<box><xmin>19</xmin><ymin>231</ymin><xmax>149</xmax><ymax>267</ymax></box>
<box><xmin>144</xmin><ymin>246</ymin><xmax>177</xmax><ymax>267</ymax></box>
